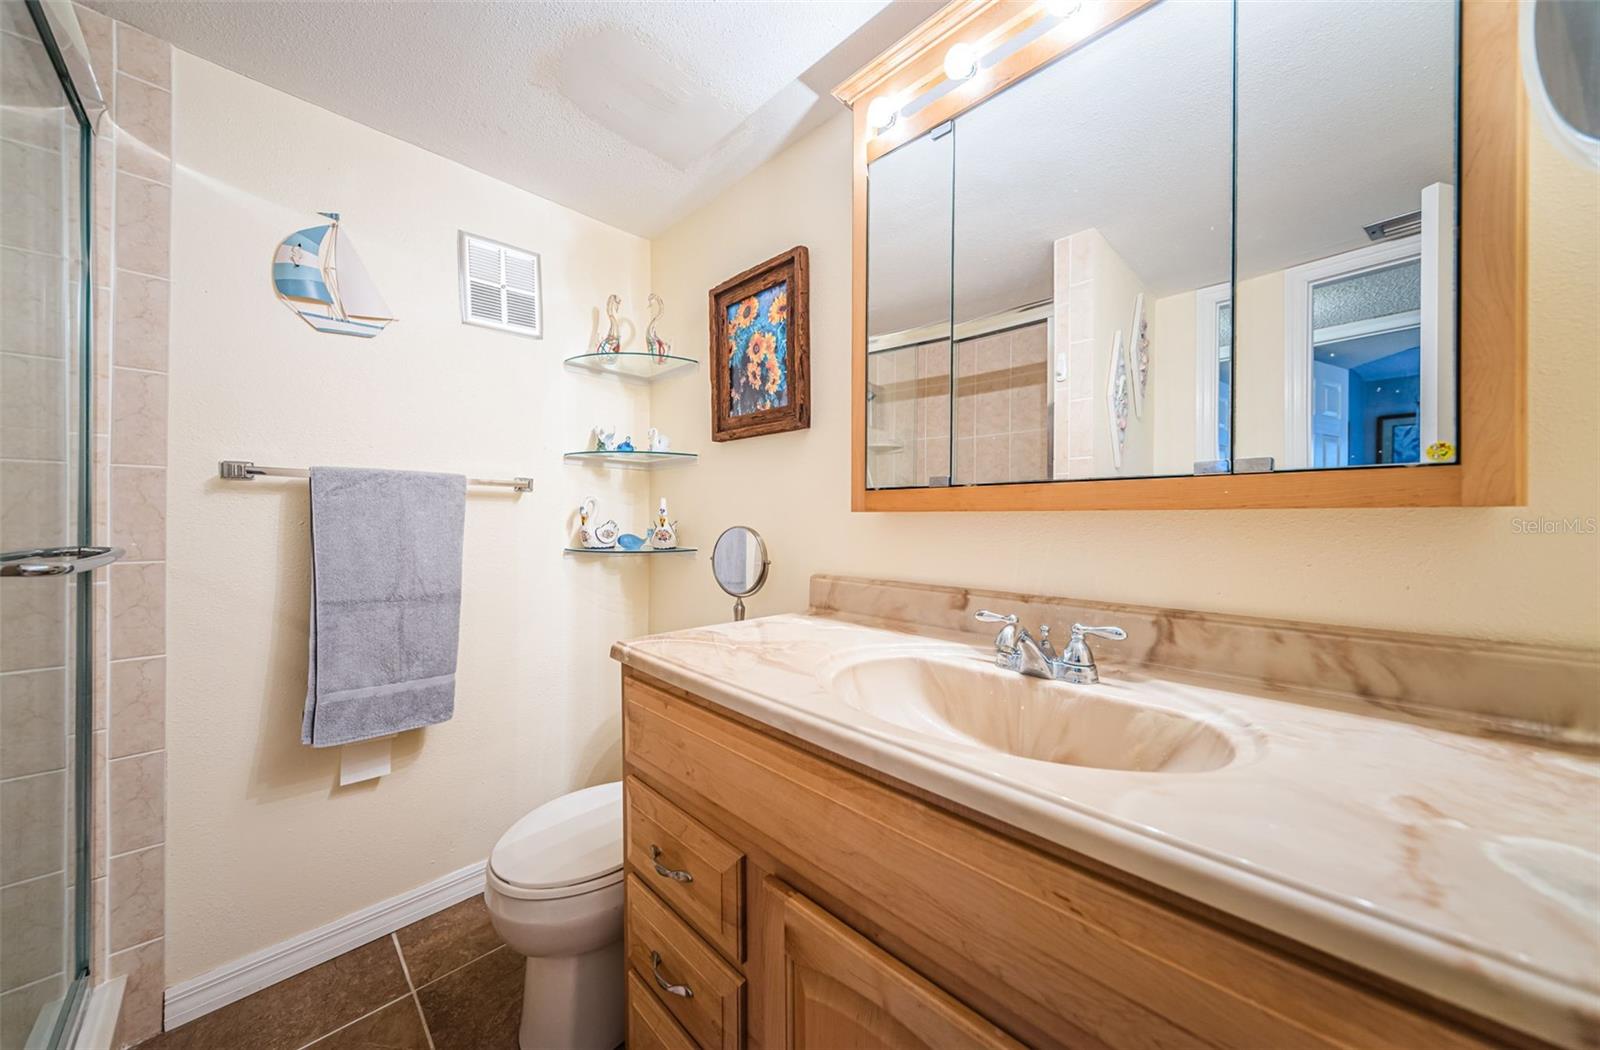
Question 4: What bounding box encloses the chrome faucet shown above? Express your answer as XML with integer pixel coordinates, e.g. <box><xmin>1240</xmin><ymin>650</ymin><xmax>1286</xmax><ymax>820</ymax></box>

<box><xmin>975</xmin><ymin>611</ymin><xmax>1126</xmax><ymax>683</ymax></box>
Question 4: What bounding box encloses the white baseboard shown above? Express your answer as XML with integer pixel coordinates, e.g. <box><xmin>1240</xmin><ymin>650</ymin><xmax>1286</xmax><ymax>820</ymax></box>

<box><xmin>163</xmin><ymin>860</ymin><xmax>487</xmax><ymax>1030</ymax></box>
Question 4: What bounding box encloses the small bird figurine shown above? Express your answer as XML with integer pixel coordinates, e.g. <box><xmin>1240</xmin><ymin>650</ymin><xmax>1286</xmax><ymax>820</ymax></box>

<box><xmin>645</xmin><ymin>293</ymin><xmax>672</xmax><ymax>362</ymax></box>
<box><xmin>594</xmin><ymin>295</ymin><xmax>622</xmax><ymax>355</ymax></box>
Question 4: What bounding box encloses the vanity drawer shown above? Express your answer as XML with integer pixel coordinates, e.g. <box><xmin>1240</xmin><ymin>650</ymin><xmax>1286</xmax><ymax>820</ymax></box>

<box><xmin>626</xmin><ymin>775</ymin><xmax>745</xmax><ymax>962</ymax></box>
<box><xmin>628</xmin><ymin>972</ymin><xmax>699</xmax><ymax>1050</ymax></box>
<box><xmin>627</xmin><ymin>873</ymin><xmax>745</xmax><ymax>1050</ymax></box>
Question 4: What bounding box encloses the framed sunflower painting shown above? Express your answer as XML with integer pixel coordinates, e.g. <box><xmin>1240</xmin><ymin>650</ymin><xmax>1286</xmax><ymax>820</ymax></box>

<box><xmin>708</xmin><ymin>246</ymin><xmax>810</xmax><ymax>441</ymax></box>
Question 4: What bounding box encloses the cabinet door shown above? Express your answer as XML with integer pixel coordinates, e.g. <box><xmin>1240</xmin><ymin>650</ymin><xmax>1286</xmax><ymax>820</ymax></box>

<box><xmin>765</xmin><ymin>877</ymin><xmax>1023</xmax><ymax>1050</ymax></box>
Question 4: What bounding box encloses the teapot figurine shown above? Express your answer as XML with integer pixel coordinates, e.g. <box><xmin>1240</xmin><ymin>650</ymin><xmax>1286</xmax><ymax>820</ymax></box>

<box><xmin>646</xmin><ymin>427</ymin><xmax>670</xmax><ymax>453</ymax></box>
<box><xmin>574</xmin><ymin>497</ymin><xmax>620</xmax><ymax>549</ymax></box>
<box><xmin>648</xmin><ymin>497</ymin><xmax>679</xmax><ymax>550</ymax></box>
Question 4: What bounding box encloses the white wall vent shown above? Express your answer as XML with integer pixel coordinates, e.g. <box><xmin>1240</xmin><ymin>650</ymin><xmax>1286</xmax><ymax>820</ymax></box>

<box><xmin>458</xmin><ymin>231</ymin><xmax>542</xmax><ymax>338</ymax></box>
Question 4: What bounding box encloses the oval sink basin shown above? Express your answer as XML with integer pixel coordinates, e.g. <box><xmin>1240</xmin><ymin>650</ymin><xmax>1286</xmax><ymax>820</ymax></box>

<box><xmin>825</xmin><ymin>652</ymin><xmax>1238</xmax><ymax>773</ymax></box>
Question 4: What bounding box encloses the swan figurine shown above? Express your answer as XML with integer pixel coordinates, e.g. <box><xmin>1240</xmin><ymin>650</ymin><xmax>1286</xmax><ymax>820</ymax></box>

<box><xmin>648</xmin><ymin>497</ymin><xmax>679</xmax><ymax>550</ymax></box>
<box><xmin>593</xmin><ymin>295</ymin><xmax>622</xmax><ymax>355</ymax></box>
<box><xmin>645</xmin><ymin>293</ymin><xmax>672</xmax><ymax>362</ymax></box>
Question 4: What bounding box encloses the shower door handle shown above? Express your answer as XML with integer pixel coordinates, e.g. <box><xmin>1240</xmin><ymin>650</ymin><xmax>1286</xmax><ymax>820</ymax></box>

<box><xmin>0</xmin><ymin>546</ymin><xmax>124</xmax><ymax>577</ymax></box>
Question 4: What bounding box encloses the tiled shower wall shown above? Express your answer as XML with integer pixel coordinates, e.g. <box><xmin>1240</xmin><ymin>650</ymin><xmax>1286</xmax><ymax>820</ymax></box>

<box><xmin>1</xmin><ymin>7</ymin><xmax>86</xmax><ymax>1044</ymax></box>
<box><xmin>77</xmin><ymin>7</ymin><xmax>172</xmax><ymax>1047</ymax></box>
<box><xmin>865</xmin><ymin>324</ymin><xmax>1049</xmax><ymax>488</ymax></box>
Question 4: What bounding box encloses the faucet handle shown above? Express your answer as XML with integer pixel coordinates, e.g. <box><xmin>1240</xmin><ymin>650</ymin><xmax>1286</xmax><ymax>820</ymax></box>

<box><xmin>1071</xmin><ymin>624</ymin><xmax>1127</xmax><ymax>642</ymax></box>
<box><xmin>975</xmin><ymin>610</ymin><xmax>1021</xmax><ymax>667</ymax></box>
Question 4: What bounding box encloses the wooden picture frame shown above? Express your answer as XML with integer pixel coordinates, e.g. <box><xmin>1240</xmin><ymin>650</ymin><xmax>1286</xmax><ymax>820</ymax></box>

<box><xmin>834</xmin><ymin>0</ymin><xmax>1525</xmax><ymax>511</ymax></box>
<box><xmin>708</xmin><ymin>246</ymin><xmax>811</xmax><ymax>442</ymax></box>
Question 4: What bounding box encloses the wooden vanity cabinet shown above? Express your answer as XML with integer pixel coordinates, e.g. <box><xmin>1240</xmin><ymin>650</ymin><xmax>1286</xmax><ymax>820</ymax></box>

<box><xmin>620</xmin><ymin>668</ymin><xmax>1541</xmax><ymax>1050</ymax></box>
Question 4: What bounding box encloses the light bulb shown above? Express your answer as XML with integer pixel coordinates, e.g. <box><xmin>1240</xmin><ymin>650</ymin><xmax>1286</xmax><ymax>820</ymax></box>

<box><xmin>943</xmin><ymin>42</ymin><xmax>978</xmax><ymax>82</ymax></box>
<box><xmin>866</xmin><ymin>96</ymin><xmax>900</xmax><ymax>134</ymax></box>
<box><xmin>1044</xmin><ymin>0</ymin><xmax>1085</xmax><ymax>19</ymax></box>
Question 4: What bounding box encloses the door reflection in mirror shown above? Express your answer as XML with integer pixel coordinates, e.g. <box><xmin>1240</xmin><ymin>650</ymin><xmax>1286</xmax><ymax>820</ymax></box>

<box><xmin>1236</xmin><ymin>0</ymin><xmax>1458</xmax><ymax>472</ymax></box>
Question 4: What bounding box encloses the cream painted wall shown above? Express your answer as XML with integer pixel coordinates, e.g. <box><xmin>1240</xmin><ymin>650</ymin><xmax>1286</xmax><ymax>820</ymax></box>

<box><xmin>1150</xmin><ymin>290</ymin><xmax>1197</xmax><ymax>475</ymax></box>
<box><xmin>1233</xmin><ymin>270</ymin><xmax>1287</xmax><ymax>464</ymax></box>
<box><xmin>648</xmin><ymin>113</ymin><xmax>1599</xmax><ymax>651</ymax></box>
<box><xmin>166</xmin><ymin>53</ymin><xmax>653</xmax><ymax>981</ymax></box>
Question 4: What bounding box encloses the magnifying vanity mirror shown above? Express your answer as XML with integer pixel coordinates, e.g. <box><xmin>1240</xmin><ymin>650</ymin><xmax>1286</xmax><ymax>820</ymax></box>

<box><xmin>842</xmin><ymin>0</ymin><xmax>1524</xmax><ymax>512</ymax></box>
<box><xmin>712</xmin><ymin>526</ymin><xmax>771</xmax><ymax>621</ymax></box>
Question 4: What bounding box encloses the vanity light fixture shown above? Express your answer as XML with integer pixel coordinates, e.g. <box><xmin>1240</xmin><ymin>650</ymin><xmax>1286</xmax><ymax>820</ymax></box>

<box><xmin>867</xmin><ymin>95</ymin><xmax>901</xmax><ymax>134</ymax></box>
<box><xmin>943</xmin><ymin>42</ymin><xmax>979</xmax><ymax>82</ymax></box>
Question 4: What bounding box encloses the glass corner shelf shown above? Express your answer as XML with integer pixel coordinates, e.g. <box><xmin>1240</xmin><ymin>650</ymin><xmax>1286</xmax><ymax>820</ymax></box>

<box><xmin>563</xmin><ymin>449</ymin><xmax>698</xmax><ymax>468</ymax></box>
<box><xmin>564</xmin><ymin>351</ymin><xmax>698</xmax><ymax>381</ymax></box>
<box><xmin>564</xmin><ymin>546</ymin><xmax>698</xmax><ymax>556</ymax></box>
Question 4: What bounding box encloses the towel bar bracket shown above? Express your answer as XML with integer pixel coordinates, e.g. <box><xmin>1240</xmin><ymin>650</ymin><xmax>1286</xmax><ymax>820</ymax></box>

<box><xmin>218</xmin><ymin>460</ymin><xmax>532</xmax><ymax>493</ymax></box>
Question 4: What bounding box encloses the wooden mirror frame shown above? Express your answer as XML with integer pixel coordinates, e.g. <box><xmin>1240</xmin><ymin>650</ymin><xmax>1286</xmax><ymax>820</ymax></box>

<box><xmin>836</xmin><ymin>0</ymin><xmax>1525</xmax><ymax>511</ymax></box>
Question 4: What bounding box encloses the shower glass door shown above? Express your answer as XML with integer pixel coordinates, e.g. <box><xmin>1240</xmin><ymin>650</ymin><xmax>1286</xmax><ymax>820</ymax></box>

<box><xmin>1</xmin><ymin>3</ymin><xmax>102</xmax><ymax>1047</ymax></box>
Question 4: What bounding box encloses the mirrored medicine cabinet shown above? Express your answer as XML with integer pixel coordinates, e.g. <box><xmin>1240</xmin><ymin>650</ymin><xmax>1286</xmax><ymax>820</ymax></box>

<box><xmin>838</xmin><ymin>0</ymin><xmax>1525</xmax><ymax>511</ymax></box>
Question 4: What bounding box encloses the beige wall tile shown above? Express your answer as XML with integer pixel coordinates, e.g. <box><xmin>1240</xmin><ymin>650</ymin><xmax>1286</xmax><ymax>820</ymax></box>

<box><xmin>114</xmin><ymin>175</ymin><xmax>170</xmax><ymax>278</ymax></box>
<box><xmin>975</xmin><ymin>381</ymin><xmax>1009</xmax><ymax>437</ymax></box>
<box><xmin>1010</xmin><ymin>428</ymin><xmax>1046</xmax><ymax>482</ymax></box>
<box><xmin>0</xmin><ymin>460</ymin><xmax>66</xmax><ymax>550</ymax></box>
<box><xmin>1</xmin><ymin>246</ymin><xmax>65</xmax><ymax>355</ymax></box>
<box><xmin>113</xmin><ymin>74</ymin><xmax>171</xmax><ymax>184</ymax></box>
<box><xmin>0</xmin><ymin>874</ymin><xmax>64</xmax><ymax>991</ymax></box>
<box><xmin>975</xmin><ymin>434</ymin><xmax>1009</xmax><ymax>484</ymax></box>
<box><xmin>0</xmin><ymin>669</ymin><xmax>66</xmax><ymax>778</ymax></box>
<box><xmin>954</xmin><ymin>436</ymin><xmax>975</xmax><ymax>484</ymax></box>
<box><xmin>110</xmin><ymin>656</ymin><xmax>164</xmax><ymax>759</ymax></box>
<box><xmin>93</xmin><ymin>581</ymin><xmax>108</xmax><ymax>729</ymax></box>
<box><xmin>1010</xmin><ymin>372</ymin><xmax>1046</xmax><ymax>433</ymax></box>
<box><xmin>0</xmin><ymin>29</ymin><xmax>65</xmax><ymax>148</ymax></box>
<box><xmin>109</xmin><ymin>845</ymin><xmax>163</xmax><ymax>950</ymax></box>
<box><xmin>110</xmin><ymin>561</ymin><xmax>164</xmax><ymax>659</ymax></box>
<box><xmin>0</xmin><ymin>579</ymin><xmax>66</xmax><ymax>672</ymax></box>
<box><xmin>1012</xmin><ymin>324</ymin><xmax>1049</xmax><ymax>366</ymax></box>
<box><xmin>107</xmin><ymin>750</ymin><xmax>163</xmax><ymax>854</ymax></box>
<box><xmin>0</xmin><ymin>771</ymin><xmax>64</xmax><ymax>884</ymax></box>
<box><xmin>91</xmin><ymin>874</ymin><xmax>107</xmax><ymax>979</ymax></box>
<box><xmin>73</xmin><ymin>3</ymin><xmax>116</xmax><ymax>98</ymax></box>
<box><xmin>0</xmin><ymin>141</ymin><xmax>62</xmax><ymax>254</ymax></box>
<box><xmin>1</xmin><ymin>352</ymin><xmax>67</xmax><ymax>460</ymax></box>
<box><xmin>110</xmin><ymin>367</ymin><xmax>167</xmax><ymax>466</ymax></box>
<box><xmin>94</xmin><ymin>436</ymin><xmax>110</xmax><ymax>547</ymax></box>
<box><xmin>112</xmin><ymin>271</ymin><xmax>169</xmax><ymax>372</ymax></box>
<box><xmin>0</xmin><ymin>972</ymin><xmax>65</xmax><ymax>1050</ymax></box>
<box><xmin>115</xmin><ymin>21</ymin><xmax>170</xmax><ymax>89</ymax></box>
<box><xmin>109</xmin><ymin>937</ymin><xmax>164</xmax><ymax>1048</ymax></box>
<box><xmin>91</xmin><ymin>729</ymin><xmax>106</xmax><ymax>879</ymax></box>
<box><xmin>111</xmin><ymin>466</ymin><xmax>166</xmax><ymax>560</ymax></box>
<box><xmin>94</xmin><ymin>132</ymin><xmax>115</xmax><ymax>288</ymax></box>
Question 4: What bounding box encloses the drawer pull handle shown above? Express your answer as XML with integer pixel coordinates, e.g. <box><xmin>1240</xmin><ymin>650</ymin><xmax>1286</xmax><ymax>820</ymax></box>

<box><xmin>650</xmin><ymin>950</ymin><xmax>693</xmax><ymax>998</ymax></box>
<box><xmin>650</xmin><ymin>845</ymin><xmax>694</xmax><ymax>883</ymax></box>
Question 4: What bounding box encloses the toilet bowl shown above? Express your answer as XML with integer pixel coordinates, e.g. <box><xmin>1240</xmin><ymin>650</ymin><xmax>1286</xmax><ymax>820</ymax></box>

<box><xmin>484</xmin><ymin>781</ymin><xmax>624</xmax><ymax>1050</ymax></box>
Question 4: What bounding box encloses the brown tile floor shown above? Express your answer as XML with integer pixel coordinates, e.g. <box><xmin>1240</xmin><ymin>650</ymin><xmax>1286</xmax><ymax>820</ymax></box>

<box><xmin>135</xmin><ymin>897</ymin><xmax>520</xmax><ymax>1050</ymax></box>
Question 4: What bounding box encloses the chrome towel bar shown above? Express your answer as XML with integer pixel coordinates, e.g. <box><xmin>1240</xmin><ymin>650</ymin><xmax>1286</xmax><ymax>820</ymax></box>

<box><xmin>218</xmin><ymin>460</ymin><xmax>532</xmax><ymax>493</ymax></box>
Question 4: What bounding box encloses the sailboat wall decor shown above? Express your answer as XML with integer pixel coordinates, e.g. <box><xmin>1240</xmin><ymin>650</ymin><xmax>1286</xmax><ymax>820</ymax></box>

<box><xmin>272</xmin><ymin>212</ymin><xmax>396</xmax><ymax>338</ymax></box>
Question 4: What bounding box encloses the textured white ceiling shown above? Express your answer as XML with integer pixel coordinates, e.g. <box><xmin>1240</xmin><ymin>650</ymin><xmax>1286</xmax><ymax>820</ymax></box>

<box><xmin>88</xmin><ymin>0</ymin><xmax>938</xmax><ymax>236</ymax></box>
<box><xmin>868</xmin><ymin>0</ymin><xmax>1456</xmax><ymax>333</ymax></box>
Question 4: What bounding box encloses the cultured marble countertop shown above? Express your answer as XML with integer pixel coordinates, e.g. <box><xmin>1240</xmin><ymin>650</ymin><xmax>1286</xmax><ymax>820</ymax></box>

<box><xmin>613</xmin><ymin>613</ymin><xmax>1600</xmax><ymax>1049</ymax></box>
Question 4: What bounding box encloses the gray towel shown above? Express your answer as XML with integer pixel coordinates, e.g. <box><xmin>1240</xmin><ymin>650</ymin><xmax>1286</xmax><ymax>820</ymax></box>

<box><xmin>302</xmin><ymin>467</ymin><xmax>467</xmax><ymax>748</ymax></box>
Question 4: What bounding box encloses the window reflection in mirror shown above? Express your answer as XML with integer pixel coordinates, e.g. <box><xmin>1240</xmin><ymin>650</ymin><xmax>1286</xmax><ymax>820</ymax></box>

<box><xmin>866</xmin><ymin>127</ymin><xmax>954</xmax><ymax>489</ymax></box>
<box><xmin>1235</xmin><ymin>0</ymin><xmax>1458</xmax><ymax>472</ymax></box>
<box><xmin>949</xmin><ymin>0</ymin><xmax>1232</xmax><ymax>483</ymax></box>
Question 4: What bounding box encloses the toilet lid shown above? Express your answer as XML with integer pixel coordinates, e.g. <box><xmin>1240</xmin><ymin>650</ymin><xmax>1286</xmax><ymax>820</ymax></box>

<box><xmin>490</xmin><ymin>781</ymin><xmax>623</xmax><ymax>893</ymax></box>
